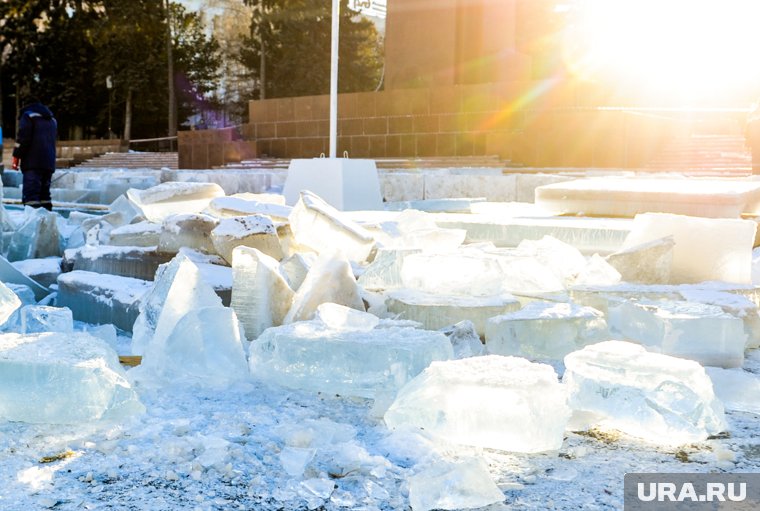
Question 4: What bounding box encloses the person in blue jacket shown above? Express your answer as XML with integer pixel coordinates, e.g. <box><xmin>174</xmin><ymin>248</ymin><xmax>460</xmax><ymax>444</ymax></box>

<box><xmin>12</xmin><ymin>97</ymin><xmax>57</xmax><ymax>210</ymax></box>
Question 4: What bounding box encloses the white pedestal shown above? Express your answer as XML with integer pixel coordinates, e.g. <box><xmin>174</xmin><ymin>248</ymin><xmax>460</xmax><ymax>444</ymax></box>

<box><xmin>283</xmin><ymin>158</ymin><xmax>383</xmax><ymax>211</ymax></box>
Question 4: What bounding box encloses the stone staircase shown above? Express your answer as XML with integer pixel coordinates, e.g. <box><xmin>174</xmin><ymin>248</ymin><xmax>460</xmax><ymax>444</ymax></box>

<box><xmin>644</xmin><ymin>134</ymin><xmax>752</xmax><ymax>175</ymax></box>
<box><xmin>227</xmin><ymin>155</ymin><xmax>514</xmax><ymax>171</ymax></box>
<box><xmin>75</xmin><ymin>151</ymin><xmax>178</xmax><ymax>170</ymax></box>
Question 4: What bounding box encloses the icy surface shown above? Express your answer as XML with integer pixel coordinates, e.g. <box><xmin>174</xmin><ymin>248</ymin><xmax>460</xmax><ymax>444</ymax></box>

<box><xmin>622</xmin><ymin>213</ymin><xmax>756</xmax><ymax>284</ymax></box>
<box><xmin>211</xmin><ymin>214</ymin><xmax>283</xmax><ymax>263</ymax></box>
<box><xmin>109</xmin><ymin>221</ymin><xmax>161</xmax><ymax>247</ymax></box>
<box><xmin>206</xmin><ymin>195</ymin><xmax>292</xmax><ymax>220</ymax></box>
<box><xmin>7</xmin><ymin>207</ymin><xmax>61</xmax><ymax>262</ymax></box>
<box><xmin>706</xmin><ymin>367</ymin><xmax>760</xmax><ymax>414</ymax></box>
<box><xmin>158</xmin><ymin>213</ymin><xmax>218</xmax><ymax>255</ymax></box>
<box><xmin>0</xmin><ymin>280</ymin><xmax>22</xmax><ymax>328</ymax></box>
<box><xmin>606</xmin><ymin>236</ymin><xmax>674</xmax><ymax>284</ymax></box>
<box><xmin>131</xmin><ymin>254</ymin><xmax>222</xmax><ymax>356</ymax></box>
<box><xmin>63</xmin><ymin>245</ymin><xmax>173</xmax><ymax>281</ymax></box>
<box><xmin>564</xmin><ymin>341</ymin><xmax>727</xmax><ymax>445</ymax></box>
<box><xmin>385</xmin><ymin>356</ymin><xmax>570</xmax><ymax>452</ymax></box>
<box><xmin>10</xmin><ymin>257</ymin><xmax>62</xmax><ymax>288</ymax></box>
<box><xmin>313</xmin><ymin>303</ymin><xmax>379</xmax><ymax>332</ymax></box>
<box><xmin>357</xmin><ymin>248</ymin><xmax>419</xmax><ymax>291</ymax></box>
<box><xmin>608</xmin><ymin>299</ymin><xmax>747</xmax><ymax>368</ymax></box>
<box><xmin>486</xmin><ymin>301</ymin><xmax>609</xmax><ymax>360</ymax></box>
<box><xmin>0</xmin><ymin>332</ymin><xmax>144</xmax><ymax>424</ymax></box>
<box><xmin>127</xmin><ymin>182</ymin><xmax>225</xmax><ymax>223</ymax></box>
<box><xmin>249</xmin><ymin>322</ymin><xmax>453</xmax><ymax>399</ymax></box>
<box><xmin>439</xmin><ymin>320</ymin><xmax>486</xmax><ymax>358</ymax></box>
<box><xmin>278</xmin><ymin>252</ymin><xmax>315</xmax><ymax>291</ymax></box>
<box><xmin>284</xmin><ymin>255</ymin><xmax>365</xmax><ymax>324</ymax></box>
<box><xmin>288</xmin><ymin>191</ymin><xmax>375</xmax><ymax>262</ymax></box>
<box><xmin>230</xmin><ymin>246</ymin><xmax>294</xmax><ymax>340</ymax></box>
<box><xmin>20</xmin><ymin>305</ymin><xmax>74</xmax><ymax>334</ymax></box>
<box><xmin>408</xmin><ymin>458</ymin><xmax>504</xmax><ymax>511</ymax></box>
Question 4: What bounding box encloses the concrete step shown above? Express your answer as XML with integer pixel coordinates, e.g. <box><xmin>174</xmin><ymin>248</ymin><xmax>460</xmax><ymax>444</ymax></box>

<box><xmin>75</xmin><ymin>151</ymin><xmax>178</xmax><ymax>170</ymax></box>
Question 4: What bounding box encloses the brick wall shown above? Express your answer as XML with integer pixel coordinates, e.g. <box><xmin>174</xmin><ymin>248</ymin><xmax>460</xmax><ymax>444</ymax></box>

<box><xmin>178</xmin><ymin>127</ymin><xmax>257</xmax><ymax>169</ymax></box>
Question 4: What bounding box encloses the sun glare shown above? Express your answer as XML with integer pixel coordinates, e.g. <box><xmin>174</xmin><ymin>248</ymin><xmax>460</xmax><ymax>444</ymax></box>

<box><xmin>564</xmin><ymin>0</ymin><xmax>760</xmax><ymax>104</ymax></box>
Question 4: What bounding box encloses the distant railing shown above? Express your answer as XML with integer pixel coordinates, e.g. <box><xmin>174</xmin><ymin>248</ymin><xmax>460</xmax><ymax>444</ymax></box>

<box><xmin>127</xmin><ymin>136</ymin><xmax>178</xmax><ymax>152</ymax></box>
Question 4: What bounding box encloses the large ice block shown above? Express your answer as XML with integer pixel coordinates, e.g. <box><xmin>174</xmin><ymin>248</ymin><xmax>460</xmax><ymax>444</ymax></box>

<box><xmin>385</xmin><ymin>356</ymin><xmax>569</xmax><ymax>452</ymax></box>
<box><xmin>10</xmin><ymin>257</ymin><xmax>61</xmax><ymax>288</ymax></box>
<box><xmin>679</xmin><ymin>289</ymin><xmax>760</xmax><ymax>349</ymax></box>
<box><xmin>230</xmin><ymin>246</ymin><xmax>294</xmax><ymax>340</ymax></box>
<box><xmin>514</xmin><ymin>236</ymin><xmax>587</xmax><ymax>285</ymax></box>
<box><xmin>158</xmin><ymin>213</ymin><xmax>219</xmax><ymax>254</ymax></box>
<box><xmin>211</xmin><ymin>214</ymin><xmax>283</xmax><ymax>264</ymax></box>
<box><xmin>705</xmin><ymin>367</ymin><xmax>760</xmax><ymax>414</ymax></box>
<box><xmin>278</xmin><ymin>252</ymin><xmax>315</xmax><ymax>291</ymax></box>
<box><xmin>0</xmin><ymin>255</ymin><xmax>49</xmax><ymax>301</ymax></box>
<box><xmin>563</xmin><ymin>341</ymin><xmax>727</xmax><ymax>445</ymax></box>
<box><xmin>386</xmin><ymin>289</ymin><xmax>520</xmax><ymax>337</ymax></box>
<box><xmin>608</xmin><ymin>300</ymin><xmax>746</xmax><ymax>368</ymax></box>
<box><xmin>138</xmin><ymin>306</ymin><xmax>249</xmax><ymax>386</ymax></box>
<box><xmin>288</xmin><ymin>191</ymin><xmax>375</xmax><ymax>262</ymax></box>
<box><xmin>0</xmin><ymin>332</ymin><xmax>144</xmax><ymax>424</ymax></box>
<box><xmin>7</xmin><ymin>207</ymin><xmax>61</xmax><ymax>262</ymax></box>
<box><xmin>109</xmin><ymin>221</ymin><xmax>161</xmax><ymax>247</ymax></box>
<box><xmin>386</xmin><ymin>209</ymin><xmax>466</xmax><ymax>252</ymax></box>
<box><xmin>622</xmin><ymin>213</ymin><xmax>756</xmax><ymax>284</ymax></box>
<box><xmin>20</xmin><ymin>305</ymin><xmax>73</xmax><ymax>334</ymax></box>
<box><xmin>439</xmin><ymin>320</ymin><xmax>485</xmax><ymax>359</ymax></box>
<box><xmin>249</xmin><ymin>322</ymin><xmax>453</xmax><ymax>398</ymax></box>
<box><xmin>62</xmin><ymin>245</ymin><xmax>174</xmax><ymax>281</ymax></box>
<box><xmin>0</xmin><ymin>281</ymin><xmax>22</xmax><ymax>328</ymax></box>
<box><xmin>535</xmin><ymin>177</ymin><xmax>760</xmax><ymax>218</ymax></box>
<box><xmin>131</xmin><ymin>254</ymin><xmax>223</xmax><ymax>355</ymax></box>
<box><xmin>605</xmin><ymin>236</ymin><xmax>674</xmax><ymax>284</ymax></box>
<box><xmin>206</xmin><ymin>195</ymin><xmax>292</xmax><ymax>221</ymax></box>
<box><xmin>57</xmin><ymin>271</ymin><xmax>152</xmax><ymax>332</ymax></box>
<box><xmin>284</xmin><ymin>255</ymin><xmax>365</xmax><ymax>324</ymax></box>
<box><xmin>485</xmin><ymin>302</ymin><xmax>609</xmax><ymax>360</ymax></box>
<box><xmin>108</xmin><ymin>194</ymin><xmax>143</xmax><ymax>225</ymax></box>
<box><xmin>126</xmin><ymin>182</ymin><xmax>225</xmax><ymax>223</ymax></box>
<box><xmin>408</xmin><ymin>458</ymin><xmax>504</xmax><ymax>511</ymax></box>
<box><xmin>356</xmin><ymin>248</ymin><xmax>420</xmax><ymax>292</ymax></box>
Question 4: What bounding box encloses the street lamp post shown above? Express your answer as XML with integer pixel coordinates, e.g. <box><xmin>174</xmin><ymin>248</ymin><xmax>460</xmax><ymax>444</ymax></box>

<box><xmin>106</xmin><ymin>75</ymin><xmax>113</xmax><ymax>139</ymax></box>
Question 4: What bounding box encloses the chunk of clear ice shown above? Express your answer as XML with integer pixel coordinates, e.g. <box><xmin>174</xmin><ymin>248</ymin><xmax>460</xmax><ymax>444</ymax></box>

<box><xmin>211</xmin><ymin>214</ymin><xmax>283</xmax><ymax>264</ymax></box>
<box><xmin>127</xmin><ymin>182</ymin><xmax>225</xmax><ymax>223</ymax></box>
<box><xmin>408</xmin><ymin>458</ymin><xmax>504</xmax><ymax>511</ymax></box>
<box><xmin>20</xmin><ymin>305</ymin><xmax>73</xmax><ymax>334</ymax></box>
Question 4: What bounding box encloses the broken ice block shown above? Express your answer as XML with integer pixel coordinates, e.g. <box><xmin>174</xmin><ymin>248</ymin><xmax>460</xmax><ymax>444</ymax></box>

<box><xmin>20</xmin><ymin>305</ymin><xmax>73</xmax><ymax>334</ymax></box>
<box><xmin>62</xmin><ymin>245</ymin><xmax>174</xmax><ymax>281</ymax></box>
<box><xmin>0</xmin><ymin>255</ymin><xmax>49</xmax><ymax>301</ymax></box>
<box><xmin>206</xmin><ymin>195</ymin><xmax>292</xmax><ymax>221</ymax></box>
<box><xmin>705</xmin><ymin>367</ymin><xmax>760</xmax><ymax>414</ymax></box>
<box><xmin>7</xmin><ymin>207</ymin><xmax>61</xmax><ymax>262</ymax></box>
<box><xmin>408</xmin><ymin>458</ymin><xmax>504</xmax><ymax>511</ymax></box>
<box><xmin>57</xmin><ymin>271</ymin><xmax>152</xmax><ymax>332</ymax></box>
<box><xmin>278</xmin><ymin>252</ymin><xmax>315</xmax><ymax>291</ymax></box>
<box><xmin>158</xmin><ymin>213</ymin><xmax>219</xmax><ymax>254</ymax></box>
<box><xmin>195</xmin><ymin>261</ymin><xmax>233</xmax><ymax>306</ymax></box>
<box><xmin>608</xmin><ymin>300</ymin><xmax>746</xmax><ymax>368</ymax></box>
<box><xmin>385</xmin><ymin>356</ymin><xmax>569</xmax><ymax>452</ymax></box>
<box><xmin>514</xmin><ymin>236</ymin><xmax>587</xmax><ymax>285</ymax></box>
<box><xmin>211</xmin><ymin>214</ymin><xmax>283</xmax><ymax>264</ymax></box>
<box><xmin>81</xmin><ymin>212</ymin><xmax>123</xmax><ymax>246</ymax></box>
<box><xmin>249</xmin><ymin>322</ymin><xmax>453</xmax><ymax>398</ymax></box>
<box><xmin>284</xmin><ymin>255</ymin><xmax>365</xmax><ymax>324</ymax></box>
<box><xmin>0</xmin><ymin>332</ymin><xmax>144</xmax><ymax>424</ymax></box>
<box><xmin>679</xmin><ymin>289</ymin><xmax>760</xmax><ymax>349</ymax></box>
<box><xmin>108</xmin><ymin>194</ymin><xmax>142</xmax><ymax>225</ymax></box>
<box><xmin>126</xmin><ymin>182</ymin><xmax>225</xmax><ymax>223</ymax></box>
<box><xmin>138</xmin><ymin>306</ymin><xmax>249</xmax><ymax>386</ymax></box>
<box><xmin>230</xmin><ymin>246</ymin><xmax>294</xmax><ymax>340</ymax></box>
<box><xmin>605</xmin><ymin>236</ymin><xmax>674</xmax><ymax>284</ymax></box>
<box><xmin>563</xmin><ymin>341</ymin><xmax>727</xmax><ymax>445</ymax></box>
<box><xmin>386</xmin><ymin>289</ymin><xmax>520</xmax><ymax>337</ymax></box>
<box><xmin>439</xmin><ymin>320</ymin><xmax>485</xmax><ymax>359</ymax></box>
<box><xmin>109</xmin><ymin>221</ymin><xmax>161</xmax><ymax>247</ymax></box>
<box><xmin>387</xmin><ymin>209</ymin><xmax>466</xmax><ymax>252</ymax></box>
<box><xmin>132</xmin><ymin>254</ymin><xmax>222</xmax><ymax>355</ymax></box>
<box><xmin>622</xmin><ymin>213</ymin><xmax>756</xmax><ymax>284</ymax></box>
<box><xmin>314</xmin><ymin>303</ymin><xmax>379</xmax><ymax>331</ymax></box>
<box><xmin>485</xmin><ymin>302</ymin><xmax>609</xmax><ymax>360</ymax></box>
<box><xmin>10</xmin><ymin>257</ymin><xmax>61</xmax><ymax>288</ymax></box>
<box><xmin>357</xmin><ymin>248</ymin><xmax>420</xmax><ymax>292</ymax></box>
<box><xmin>400</xmin><ymin>251</ymin><xmax>565</xmax><ymax>297</ymax></box>
<box><xmin>288</xmin><ymin>191</ymin><xmax>375</xmax><ymax>262</ymax></box>
<box><xmin>0</xmin><ymin>281</ymin><xmax>22</xmax><ymax>328</ymax></box>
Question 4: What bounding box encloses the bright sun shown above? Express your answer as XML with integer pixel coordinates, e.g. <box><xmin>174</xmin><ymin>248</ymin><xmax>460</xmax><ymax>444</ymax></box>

<box><xmin>564</xmin><ymin>0</ymin><xmax>760</xmax><ymax>104</ymax></box>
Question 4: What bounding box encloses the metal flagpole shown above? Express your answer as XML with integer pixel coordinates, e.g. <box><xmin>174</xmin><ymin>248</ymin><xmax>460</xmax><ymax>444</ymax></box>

<box><xmin>329</xmin><ymin>0</ymin><xmax>339</xmax><ymax>158</ymax></box>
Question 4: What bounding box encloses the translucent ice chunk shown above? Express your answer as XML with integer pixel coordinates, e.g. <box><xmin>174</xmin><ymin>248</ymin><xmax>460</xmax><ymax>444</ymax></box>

<box><xmin>57</xmin><ymin>271</ymin><xmax>152</xmax><ymax>332</ymax></box>
<box><xmin>109</xmin><ymin>221</ymin><xmax>161</xmax><ymax>247</ymax></box>
<box><xmin>63</xmin><ymin>245</ymin><xmax>174</xmax><ymax>282</ymax></box>
<box><xmin>138</xmin><ymin>306</ymin><xmax>249</xmax><ymax>386</ymax></box>
<box><xmin>249</xmin><ymin>322</ymin><xmax>453</xmax><ymax>398</ymax></box>
<box><xmin>514</xmin><ymin>235</ymin><xmax>587</xmax><ymax>285</ymax></box>
<box><xmin>0</xmin><ymin>255</ymin><xmax>49</xmax><ymax>301</ymax></box>
<box><xmin>0</xmin><ymin>281</ymin><xmax>22</xmax><ymax>327</ymax></box>
<box><xmin>622</xmin><ymin>213</ymin><xmax>756</xmax><ymax>284</ymax></box>
<box><xmin>408</xmin><ymin>458</ymin><xmax>504</xmax><ymax>511</ymax></box>
<box><xmin>679</xmin><ymin>289</ymin><xmax>760</xmax><ymax>349</ymax></box>
<box><xmin>563</xmin><ymin>341</ymin><xmax>727</xmax><ymax>445</ymax></box>
<box><xmin>108</xmin><ymin>194</ymin><xmax>142</xmax><ymax>225</ymax></box>
<box><xmin>206</xmin><ymin>195</ymin><xmax>292</xmax><ymax>221</ymax></box>
<box><xmin>20</xmin><ymin>305</ymin><xmax>73</xmax><ymax>334</ymax></box>
<box><xmin>439</xmin><ymin>320</ymin><xmax>485</xmax><ymax>359</ymax></box>
<box><xmin>131</xmin><ymin>254</ymin><xmax>222</xmax><ymax>355</ymax></box>
<box><xmin>284</xmin><ymin>255</ymin><xmax>365</xmax><ymax>324</ymax></box>
<box><xmin>388</xmin><ymin>209</ymin><xmax>466</xmax><ymax>252</ymax></box>
<box><xmin>230</xmin><ymin>246</ymin><xmax>294</xmax><ymax>340</ymax></box>
<box><xmin>211</xmin><ymin>214</ymin><xmax>283</xmax><ymax>264</ymax></box>
<box><xmin>0</xmin><ymin>332</ymin><xmax>144</xmax><ymax>424</ymax></box>
<box><xmin>386</xmin><ymin>289</ymin><xmax>520</xmax><ymax>337</ymax></box>
<box><xmin>485</xmin><ymin>302</ymin><xmax>609</xmax><ymax>360</ymax></box>
<box><xmin>606</xmin><ymin>236</ymin><xmax>674</xmax><ymax>284</ymax></box>
<box><xmin>279</xmin><ymin>253</ymin><xmax>315</xmax><ymax>291</ymax></box>
<box><xmin>158</xmin><ymin>213</ymin><xmax>219</xmax><ymax>255</ymax></box>
<box><xmin>608</xmin><ymin>300</ymin><xmax>746</xmax><ymax>368</ymax></box>
<box><xmin>288</xmin><ymin>191</ymin><xmax>375</xmax><ymax>262</ymax></box>
<box><xmin>705</xmin><ymin>367</ymin><xmax>760</xmax><ymax>414</ymax></box>
<box><xmin>356</xmin><ymin>248</ymin><xmax>420</xmax><ymax>292</ymax></box>
<box><xmin>385</xmin><ymin>356</ymin><xmax>569</xmax><ymax>452</ymax></box>
<box><xmin>7</xmin><ymin>207</ymin><xmax>61</xmax><ymax>262</ymax></box>
<box><xmin>314</xmin><ymin>303</ymin><xmax>379</xmax><ymax>331</ymax></box>
<box><xmin>127</xmin><ymin>182</ymin><xmax>225</xmax><ymax>223</ymax></box>
<box><xmin>10</xmin><ymin>257</ymin><xmax>61</xmax><ymax>288</ymax></box>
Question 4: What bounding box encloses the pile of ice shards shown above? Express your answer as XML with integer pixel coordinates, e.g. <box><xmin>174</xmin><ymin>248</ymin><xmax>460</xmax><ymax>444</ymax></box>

<box><xmin>2</xmin><ymin>179</ymin><xmax>760</xmax><ymax>511</ymax></box>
